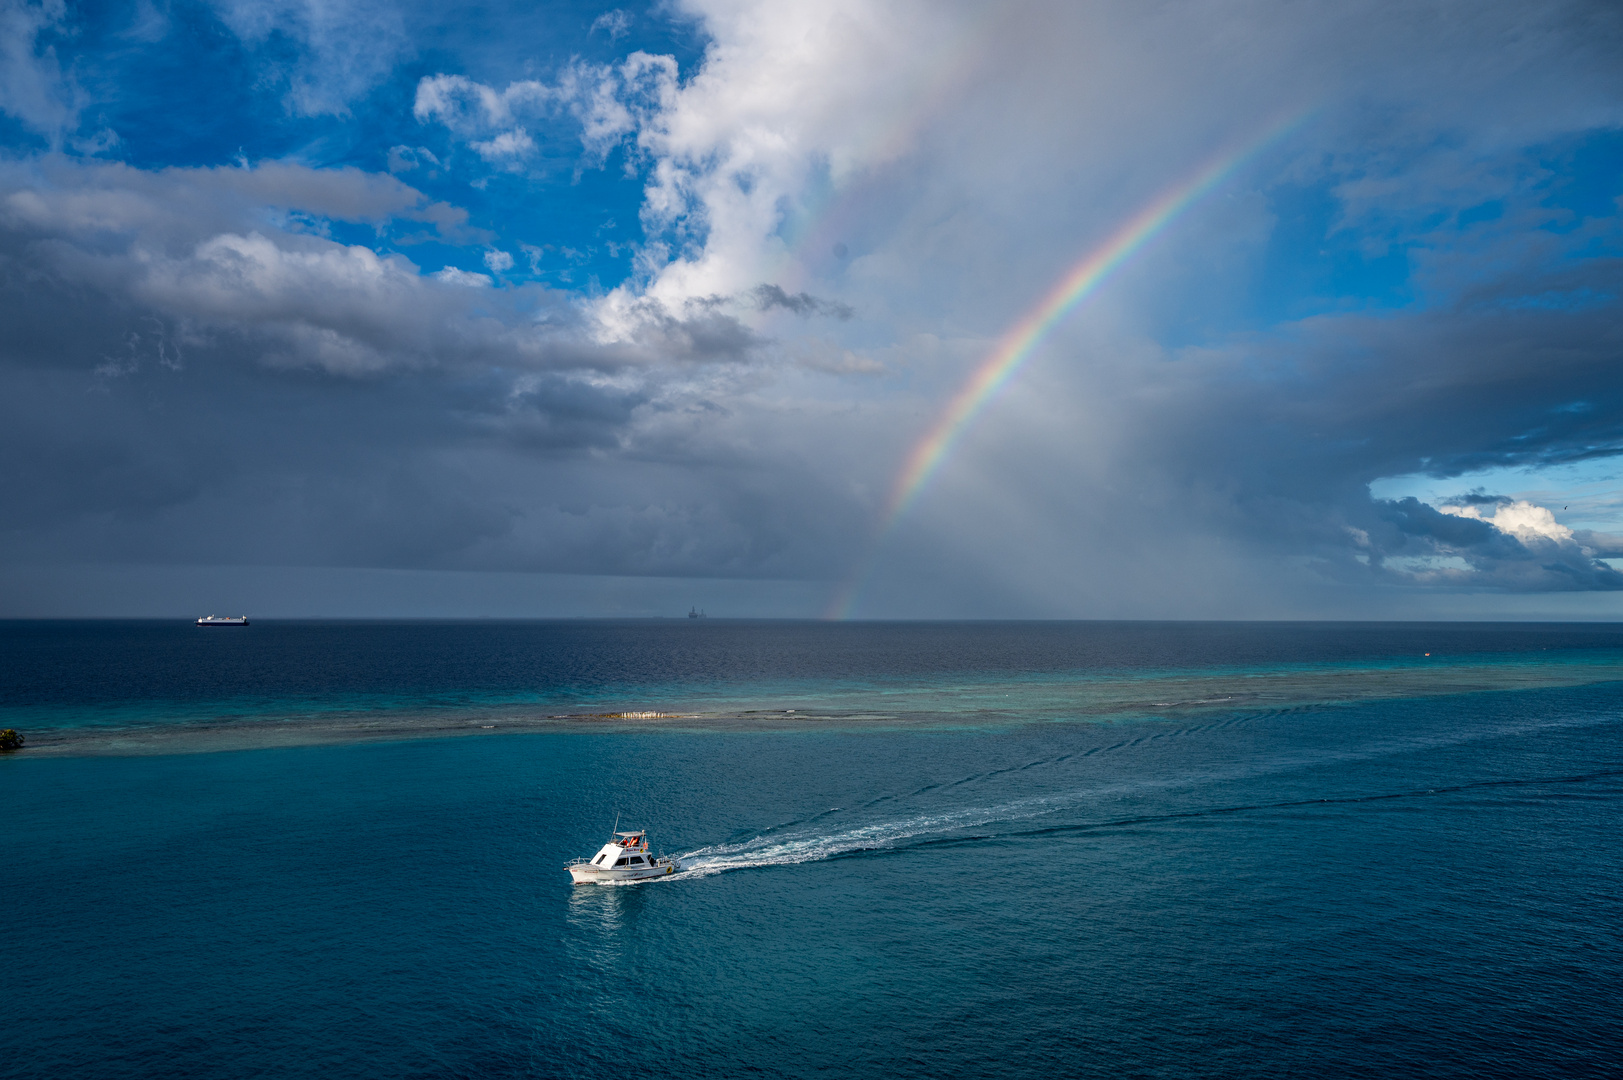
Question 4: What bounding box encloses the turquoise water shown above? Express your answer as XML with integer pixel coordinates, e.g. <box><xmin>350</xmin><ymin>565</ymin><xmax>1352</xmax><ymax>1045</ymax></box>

<box><xmin>3</xmin><ymin>621</ymin><xmax>1622</xmax><ymax>1076</ymax></box>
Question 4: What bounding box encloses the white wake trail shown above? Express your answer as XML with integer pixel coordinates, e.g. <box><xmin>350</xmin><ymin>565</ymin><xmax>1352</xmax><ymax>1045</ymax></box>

<box><xmin>673</xmin><ymin>789</ymin><xmax>1091</xmax><ymax>877</ymax></box>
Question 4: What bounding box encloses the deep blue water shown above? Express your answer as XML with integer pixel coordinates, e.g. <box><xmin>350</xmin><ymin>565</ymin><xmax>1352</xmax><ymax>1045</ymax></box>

<box><xmin>3</xmin><ymin>621</ymin><xmax>1622</xmax><ymax>1078</ymax></box>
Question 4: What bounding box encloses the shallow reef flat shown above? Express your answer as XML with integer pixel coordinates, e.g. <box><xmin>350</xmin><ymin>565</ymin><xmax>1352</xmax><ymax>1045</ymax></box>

<box><xmin>14</xmin><ymin>651</ymin><xmax>1623</xmax><ymax>758</ymax></box>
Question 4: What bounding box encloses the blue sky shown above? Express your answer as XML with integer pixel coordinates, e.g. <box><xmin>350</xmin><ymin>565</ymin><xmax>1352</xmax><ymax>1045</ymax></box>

<box><xmin>19</xmin><ymin>0</ymin><xmax>701</xmax><ymax>287</ymax></box>
<box><xmin>3</xmin><ymin>0</ymin><xmax>1623</xmax><ymax>617</ymax></box>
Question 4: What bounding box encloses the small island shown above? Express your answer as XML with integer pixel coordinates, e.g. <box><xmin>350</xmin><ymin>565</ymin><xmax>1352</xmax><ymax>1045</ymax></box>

<box><xmin>0</xmin><ymin>729</ymin><xmax>23</xmax><ymax>752</ymax></box>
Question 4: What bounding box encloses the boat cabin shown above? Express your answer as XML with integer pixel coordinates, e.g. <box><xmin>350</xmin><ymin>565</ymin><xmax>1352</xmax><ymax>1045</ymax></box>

<box><xmin>588</xmin><ymin>830</ymin><xmax>654</xmax><ymax>869</ymax></box>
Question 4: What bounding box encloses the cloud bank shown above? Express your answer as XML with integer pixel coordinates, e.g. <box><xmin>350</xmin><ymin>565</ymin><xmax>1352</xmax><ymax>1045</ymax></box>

<box><xmin>3</xmin><ymin>0</ymin><xmax>1623</xmax><ymax>616</ymax></box>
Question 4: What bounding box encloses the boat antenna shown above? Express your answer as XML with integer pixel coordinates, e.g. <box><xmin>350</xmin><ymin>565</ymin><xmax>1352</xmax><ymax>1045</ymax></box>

<box><xmin>612</xmin><ymin>812</ymin><xmax>620</xmax><ymax>838</ymax></box>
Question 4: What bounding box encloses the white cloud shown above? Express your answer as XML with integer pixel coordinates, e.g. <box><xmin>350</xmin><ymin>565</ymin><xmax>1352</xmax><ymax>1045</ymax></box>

<box><xmin>616</xmin><ymin>1</ymin><xmax>971</xmax><ymax>306</ymax></box>
<box><xmin>471</xmin><ymin>127</ymin><xmax>536</xmax><ymax>166</ymax></box>
<box><xmin>1440</xmin><ymin>500</ymin><xmax>1575</xmax><ymax>544</ymax></box>
<box><xmin>413</xmin><ymin>53</ymin><xmax>678</xmax><ymax>174</ymax></box>
<box><xmin>483</xmin><ymin>249</ymin><xmax>514</xmax><ymax>273</ymax></box>
<box><xmin>386</xmin><ymin>145</ymin><xmax>440</xmax><ymax>174</ymax></box>
<box><xmin>591</xmin><ymin>9</ymin><xmax>631</xmax><ymax>40</ymax></box>
<box><xmin>0</xmin><ymin>158</ymin><xmax>481</xmax><ymax>242</ymax></box>
<box><xmin>567</xmin><ymin>0</ymin><xmax>1623</xmax><ymax>341</ymax></box>
<box><xmin>413</xmin><ymin>74</ymin><xmax>554</xmax><ymax>133</ymax></box>
<box><xmin>562</xmin><ymin>52</ymin><xmax>677</xmax><ymax>164</ymax></box>
<box><xmin>433</xmin><ymin>266</ymin><xmax>492</xmax><ymax>288</ymax></box>
<box><xmin>0</xmin><ymin>0</ymin><xmax>77</xmax><ymax>138</ymax></box>
<box><xmin>207</xmin><ymin>0</ymin><xmax>411</xmax><ymax>116</ymax></box>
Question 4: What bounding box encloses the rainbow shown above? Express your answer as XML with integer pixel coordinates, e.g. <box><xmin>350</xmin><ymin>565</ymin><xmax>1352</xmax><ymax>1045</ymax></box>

<box><xmin>827</xmin><ymin>114</ymin><xmax>1306</xmax><ymax>619</ymax></box>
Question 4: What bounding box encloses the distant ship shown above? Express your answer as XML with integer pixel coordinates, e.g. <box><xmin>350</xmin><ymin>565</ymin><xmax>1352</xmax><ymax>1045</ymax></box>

<box><xmin>196</xmin><ymin>615</ymin><xmax>249</xmax><ymax>626</ymax></box>
<box><xmin>688</xmin><ymin>606</ymin><xmax>706</xmax><ymax>619</ymax></box>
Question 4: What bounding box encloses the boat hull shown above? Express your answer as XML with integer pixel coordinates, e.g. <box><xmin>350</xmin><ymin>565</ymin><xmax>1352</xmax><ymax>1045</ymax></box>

<box><xmin>567</xmin><ymin>862</ymin><xmax>681</xmax><ymax>884</ymax></box>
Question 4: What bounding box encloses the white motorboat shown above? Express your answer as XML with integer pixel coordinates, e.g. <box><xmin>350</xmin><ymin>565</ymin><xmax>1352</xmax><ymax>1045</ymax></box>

<box><xmin>566</xmin><ymin>829</ymin><xmax>682</xmax><ymax>884</ymax></box>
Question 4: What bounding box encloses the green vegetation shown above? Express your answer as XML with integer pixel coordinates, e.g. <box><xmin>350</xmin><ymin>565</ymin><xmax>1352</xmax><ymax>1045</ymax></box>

<box><xmin>0</xmin><ymin>729</ymin><xmax>23</xmax><ymax>752</ymax></box>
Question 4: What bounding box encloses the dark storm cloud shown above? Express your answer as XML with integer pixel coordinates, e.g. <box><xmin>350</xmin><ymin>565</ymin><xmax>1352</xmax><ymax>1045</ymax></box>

<box><xmin>0</xmin><ymin>340</ymin><xmax>833</xmax><ymax>577</ymax></box>
<box><xmin>1072</xmin><ymin>263</ymin><xmax>1623</xmax><ymax>593</ymax></box>
<box><xmin>0</xmin><ymin>154</ymin><xmax>810</xmax><ymax>579</ymax></box>
<box><xmin>600</xmin><ymin>296</ymin><xmax>761</xmax><ymax>365</ymax></box>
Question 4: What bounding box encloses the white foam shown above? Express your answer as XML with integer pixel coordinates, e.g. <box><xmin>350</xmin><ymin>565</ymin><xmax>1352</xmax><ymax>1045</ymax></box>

<box><xmin>672</xmin><ymin>788</ymin><xmax>1090</xmax><ymax>878</ymax></box>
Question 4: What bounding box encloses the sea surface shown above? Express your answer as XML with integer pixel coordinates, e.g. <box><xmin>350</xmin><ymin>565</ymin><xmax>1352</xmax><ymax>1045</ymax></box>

<box><xmin>3</xmin><ymin>620</ymin><xmax>1621</xmax><ymax>1078</ymax></box>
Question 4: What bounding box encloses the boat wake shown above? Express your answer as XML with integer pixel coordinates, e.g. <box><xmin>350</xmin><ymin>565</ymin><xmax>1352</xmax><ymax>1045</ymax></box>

<box><xmin>674</xmin><ymin>789</ymin><xmax>1093</xmax><ymax>878</ymax></box>
<box><xmin>666</xmin><ymin>705</ymin><xmax>1622</xmax><ymax>881</ymax></box>
<box><xmin>671</xmin><ymin>765</ymin><xmax>1623</xmax><ymax>881</ymax></box>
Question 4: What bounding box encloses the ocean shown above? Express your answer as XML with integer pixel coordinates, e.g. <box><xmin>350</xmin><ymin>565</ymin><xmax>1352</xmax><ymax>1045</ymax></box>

<box><xmin>3</xmin><ymin>620</ymin><xmax>1621</xmax><ymax>1078</ymax></box>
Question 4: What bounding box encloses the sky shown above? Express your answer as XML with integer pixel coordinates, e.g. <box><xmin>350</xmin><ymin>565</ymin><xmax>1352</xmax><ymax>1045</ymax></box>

<box><xmin>3</xmin><ymin>0</ymin><xmax>1623</xmax><ymax>619</ymax></box>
